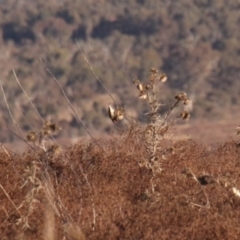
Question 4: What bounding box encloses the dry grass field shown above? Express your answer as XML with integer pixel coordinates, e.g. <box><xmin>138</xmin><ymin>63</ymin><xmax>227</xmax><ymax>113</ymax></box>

<box><xmin>1</xmin><ymin>67</ymin><xmax>240</xmax><ymax>240</ymax></box>
<box><xmin>1</xmin><ymin>131</ymin><xmax>240</xmax><ymax>239</ymax></box>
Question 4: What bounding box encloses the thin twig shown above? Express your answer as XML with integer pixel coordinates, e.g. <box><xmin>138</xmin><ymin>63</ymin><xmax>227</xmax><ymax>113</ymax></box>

<box><xmin>13</xmin><ymin>69</ymin><xmax>44</xmax><ymax>123</ymax></box>
<box><xmin>39</xmin><ymin>58</ymin><xmax>106</xmax><ymax>154</ymax></box>
<box><xmin>0</xmin><ymin>79</ymin><xmax>25</xmax><ymax>140</ymax></box>
<box><xmin>0</xmin><ymin>143</ymin><xmax>11</xmax><ymax>159</ymax></box>
<box><xmin>16</xmin><ymin>105</ymin><xmax>34</xmax><ymax>130</ymax></box>
<box><xmin>77</xmin><ymin>163</ymin><xmax>96</xmax><ymax>231</ymax></box>
<box><xmin>0</xmin><ymin>142</ymin><xmax>18</xmax><ymax>156</ymax></box>
<box><xmin>13</xmin><ymin>69</ymin><xmax>58</xmax><ymax>146</ymax></box>
<box><xmin>188</xmin><ymin>167</ymin><xmax>210</xmax><ymax>208</ymax></box>
<box><xmin>41</xmin><ymin>170</ymin><xmax>73</xmax><ymax>223</ymax></box>
<box><xmin>5</xmin><ymin>124</ymin><xmax>34</xmax><ymax>150</ymax></box>
<box><xmin>75</xmin><ymin>39</ymin><xmax>117</xmax><ymax>106</ymax></box>
<box><xmin>76</xmin><ymin>40</ymin><xmax>132</xmax><ymax>125</ymax></box>
<box><xmin>0</xmin><ymin>183</ymin><xmax>22</xmax><ymax>217</ymax></box>
<box><xmin>0</xmin><ymin>80</ymin><xmax>32</xmax><ymax>150</ymax></box>
<box><xmin>161</xmin><ymin>100</ymin><xmax>180</xmax><ymax>127</ymax></box>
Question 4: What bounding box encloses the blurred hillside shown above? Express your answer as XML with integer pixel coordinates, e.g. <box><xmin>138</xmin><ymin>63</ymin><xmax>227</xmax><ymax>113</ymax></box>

<box><xmin>0</xmin><ymin>0</ymin><xmax>240</xmax><ymax>143</ymax></box>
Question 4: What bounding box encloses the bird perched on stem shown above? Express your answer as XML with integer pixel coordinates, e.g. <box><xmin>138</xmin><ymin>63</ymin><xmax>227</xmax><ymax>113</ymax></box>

<box><xmin>108</xmin><ymin>104</ymin><xmax>124</xmax><ymax>123</ymax></box>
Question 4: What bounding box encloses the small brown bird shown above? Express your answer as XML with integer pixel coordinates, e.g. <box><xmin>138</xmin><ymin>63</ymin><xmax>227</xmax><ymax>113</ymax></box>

<box><xmin>108</xmin><ymin>104</ymin><xmax>124</xmax><ymax>123</ymax></box>
<box><xmin>108</xmin><ymin>104</ymin><xmax>115</xmax><ymax>122</ymax></box>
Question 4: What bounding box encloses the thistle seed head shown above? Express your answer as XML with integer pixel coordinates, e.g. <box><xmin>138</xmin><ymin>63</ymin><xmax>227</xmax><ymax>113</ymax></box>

<box><xmin>26</xmin><ymin>131</ymin><xmax>37</xmax><ymax>143</ymax></box>
<box><xmin>137</xmin><ymin>83</ymin><xmax>144</xmax><ymax>92</ymax></box>
<box><xmin>145</xmin><ymin>84</ymin><xmax>152</xmax><ymax>90</ymax></box>
<box><xmin>139</xmin><ymin>92</ymin><xmax>148</xmax><ymax>100</ymax></box>
<box><xmin>175</xmin><ymin>92</ymin><xmax>188</xmax><ymax>101</ymax></box>
<box><xmin>159</xmin><ymin>73</ymin><xmax>167</xmax><ymax>82</ymax></box>
<box><xmin>48</xmin><ymin>144</ymin><xmax>62</xmax><ymax>156</ymax></box>
<box><xmin>115</xmin><ymin>108</ymin><xmax>124</xmax><ymax>121</ymax></box>
<box><xmin>133</xmin><ymin>78</ymin><xmax>140</xmax><ymax>85</ymax></box>
<box><xmin>133</xmin><ymin>78</ymin><xmax>146</xmax><ymax>93</ymax></box>
<box><xmin>43</xmin><ymin>120</ymin><xmax>61</xmax><ymax>135</ymax></box>
<box><xmin>149</xmin><ymin>68</ymin><xmax>158</xmax><ymax>74</ymax></box>
<box><xmin>179</xmin><ymin>111</ymin><xmax>190</xmax><ymax>120</ymax></box>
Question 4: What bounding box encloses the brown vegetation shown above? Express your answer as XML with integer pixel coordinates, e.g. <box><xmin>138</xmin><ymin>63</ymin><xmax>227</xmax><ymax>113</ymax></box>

<box><xmin>1</xmin><ymin>135</ymin><xmax>240</xmax><ymax>239</ymax></box>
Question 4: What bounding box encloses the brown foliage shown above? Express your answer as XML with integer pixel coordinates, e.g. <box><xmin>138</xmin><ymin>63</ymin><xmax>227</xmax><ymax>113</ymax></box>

<box><xmin>1</xmin><ymin>133</ymin><xmax>240</xmax><ymax>239</ymax></box>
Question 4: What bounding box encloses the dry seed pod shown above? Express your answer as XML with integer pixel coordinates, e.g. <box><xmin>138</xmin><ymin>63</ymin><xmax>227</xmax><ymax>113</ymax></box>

<box><xmin>145</xmin><ymin>84</ymin><xmax>152</xmax><ymax>90</ymax></box>
<box><xmin>133</xmin><ymin>78</ymin><xmax>140</xmax><ymax>85</ymax></box>
<box><xmin>115</xmin><ymin>108</ymin><xmax>124</xmax><ymax>121</ymax></box>
<box><xmin>45</xmin><ymin>122</ymin><xmax>57</xmax><ymax>132</ymax></box>
<box><xmin>42</xmin><ymin>127</ymin><xmax>51</xmax><ymax>136</ymax></box>
<box><xmin>139</xmin><ymin>92</ymin><xmax>148</xmax><ymax>100</ymax></box>
<box><xmin>44</xmin><ymin>120</ymin><xmax>61</xmax><ymax>134</ymax></box>
<box><xmin>137</xmin><ymin>83</ymin><xmax>144</xmax><ymax>92</ymax></box>
<box><xmin>149</xmin><ymin>68</ymin><xmax>158</xmax><ymax>74</ymax></box>
<box><xmin>26</xmin><ymin>131</ymin><xmax>37</xmax><ymax>143</ymax></box>
<box><xmin>159</xmin><ymin>73</ymin><xmax>167</xmax><ymax>82</ymax></box>
<box><xmin>133</xmin><ymin>78</ymin><xmax>145</xmax><ymax>92</ymax></box>
<box><xmin>175</xmin><ymin>92</ymin><xmax>188</xmax><ymax>101</ymax></box>
<box><xmin>179</xmin><ymin>111</ymin><xmax>190</xmax><ymax>120</ymax></box>
<box><xmin>48</xmin><ymin>144</ymin><xmax>62</xmax><ymax>156</ymax></box>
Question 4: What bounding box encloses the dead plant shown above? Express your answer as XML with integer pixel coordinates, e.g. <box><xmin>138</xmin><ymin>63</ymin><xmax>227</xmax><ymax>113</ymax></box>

<box><xmin>134</xmin><ymin>68</ymin><xmax>190</xmax><ymax>172</ymax></box>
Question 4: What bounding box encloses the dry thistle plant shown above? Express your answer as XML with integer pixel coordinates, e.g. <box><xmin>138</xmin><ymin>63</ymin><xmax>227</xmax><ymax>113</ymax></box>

<box><xmin>26</xmin><ymin>119</ymin><xmax>61</xmax><ymax>151</ymax></box>
<box><xmin>15</xmin><ymin>159</ymin><xmax>43</xmax><ymax>230</ymax></box>
<box><xmin>0</xmin><ymin>69</ymin><xmax>63</xmax><ymax>154</ymax></box>
<box><xmin>132</xmin><ymin>68</ymin><xmax>191</xmax><ymax>172</ymax></box>
<box><xmin>40</xmin><ymin>58</ymin><xmax>106</xmax><ymax>155</ymax></box>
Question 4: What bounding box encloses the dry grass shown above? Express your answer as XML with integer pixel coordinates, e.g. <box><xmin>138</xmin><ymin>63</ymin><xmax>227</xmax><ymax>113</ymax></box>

<box><xmin>1</xmin><ymin>135</ymin><xmax>240</xmax><ymax>239</ymax></box>
<box><xmin>1</xmin><ymin>66</ymin><xmax>240</xmax><ymax>240</ymax></box>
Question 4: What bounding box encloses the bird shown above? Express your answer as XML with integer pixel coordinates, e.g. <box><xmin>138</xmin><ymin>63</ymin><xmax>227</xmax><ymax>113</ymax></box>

<box><xmin>108</xmin><ymin>104</ymin><xmax>116</xmax><ymax>122</ymax></box>
<box><xmin>108</xmin><ymin>104</ymin><xmax>124</xmax><ymax>123</ymax></box>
